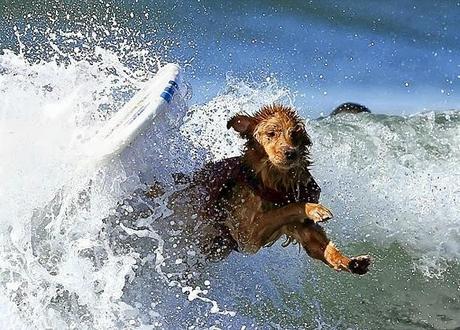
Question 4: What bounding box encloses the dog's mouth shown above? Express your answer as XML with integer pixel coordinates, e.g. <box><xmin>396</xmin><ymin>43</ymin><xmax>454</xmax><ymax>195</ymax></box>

<box><xmin>269</xmin><ymin>156</ymin><xmax>301</xmax><ymax>170</ymax></box>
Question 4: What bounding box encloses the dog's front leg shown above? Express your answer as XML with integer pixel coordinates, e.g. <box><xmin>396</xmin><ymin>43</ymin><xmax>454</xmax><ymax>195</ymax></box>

<box><xmin>253</xmin><ymin>202</ymin><xmax>332</xmax><ymax>245</ymax></box>
<box><xmin>283</xmin><ymin>223</ymin><xmax>371</xmax><ymax>274</ymax></box>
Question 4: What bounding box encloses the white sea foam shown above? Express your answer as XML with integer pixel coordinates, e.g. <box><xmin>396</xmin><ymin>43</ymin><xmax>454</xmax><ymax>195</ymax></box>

<box><xmin>310</xmin><ymin>111</ymin><xmax>460</xmax><ymax>276</ymax></box>
<box><xmin>0</xmin><ymin>47</ymin><xmax>153</xmax><ymax>328</ymax></box>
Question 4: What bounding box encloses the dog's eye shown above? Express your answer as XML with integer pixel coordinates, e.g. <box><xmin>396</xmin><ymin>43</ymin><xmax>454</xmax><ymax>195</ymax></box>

<box><xmin>266</xmin><ymin>131</ymin><xmax>276</xmax><ymax>138</ymax></box>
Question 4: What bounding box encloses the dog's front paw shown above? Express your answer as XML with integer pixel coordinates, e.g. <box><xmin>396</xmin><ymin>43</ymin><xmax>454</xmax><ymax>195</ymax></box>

<box><xmin>304</xmin><ymin>203</ymin><xmax>333</xmax><ymax>223</ymax></box>
<box><xmin>349</xmin><ymin>255</ymin><xmax>371</xmax><ymax>275</ymax></box>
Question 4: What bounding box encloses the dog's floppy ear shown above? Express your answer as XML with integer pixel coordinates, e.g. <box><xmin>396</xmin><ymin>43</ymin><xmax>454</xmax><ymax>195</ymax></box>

<box><xmin>227</xmin><ymin>114</ymin><xmax>256</xmax><ymax>137</ymax></box>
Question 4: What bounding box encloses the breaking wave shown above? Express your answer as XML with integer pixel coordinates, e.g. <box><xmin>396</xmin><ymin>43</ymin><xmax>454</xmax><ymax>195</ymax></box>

<box><xmin>1</xmin><ymin>41</ymin><xmax>459</xmax><ymax>329</ymax></box>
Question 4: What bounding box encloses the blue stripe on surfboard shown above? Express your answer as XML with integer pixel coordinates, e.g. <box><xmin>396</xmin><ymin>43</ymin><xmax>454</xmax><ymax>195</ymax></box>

<box><xmin>160</xmin><ymin>80</ymin><xmax>179</xmax><ymax>103</ymax></box>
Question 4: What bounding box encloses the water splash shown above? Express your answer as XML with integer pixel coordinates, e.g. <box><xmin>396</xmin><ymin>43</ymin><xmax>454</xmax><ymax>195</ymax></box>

<box><xmin>1</xmin><ymin>38</ymin><xmax>459</xmax><ymax>328</ymax></box>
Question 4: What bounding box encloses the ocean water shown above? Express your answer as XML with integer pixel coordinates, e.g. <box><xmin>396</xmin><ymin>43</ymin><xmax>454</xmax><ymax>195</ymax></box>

<box><xmin>1</xmin><ymin>1</ymin><xmax>459</xmax><ymax>329</ymax></box>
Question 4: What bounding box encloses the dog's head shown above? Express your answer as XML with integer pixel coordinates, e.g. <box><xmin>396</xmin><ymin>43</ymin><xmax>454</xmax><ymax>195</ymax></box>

<box><xmin>227</xmin><ymin>104</ymin><xmax>312</xmax><ymax>170</ymax></box>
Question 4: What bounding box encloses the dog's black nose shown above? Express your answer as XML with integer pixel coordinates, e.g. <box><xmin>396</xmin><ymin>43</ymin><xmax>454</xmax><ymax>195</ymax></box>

<box><xmin>285</xmin><ymin>148</ymin><xmax>298</xmax><ymax>160</ymax></box>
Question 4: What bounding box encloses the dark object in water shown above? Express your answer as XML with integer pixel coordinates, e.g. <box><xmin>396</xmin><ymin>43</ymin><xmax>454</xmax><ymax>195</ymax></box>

<box><xmin>331</xmin><ymin>102</ymin><xmax>371</xmax><ymax>116</ymax></box>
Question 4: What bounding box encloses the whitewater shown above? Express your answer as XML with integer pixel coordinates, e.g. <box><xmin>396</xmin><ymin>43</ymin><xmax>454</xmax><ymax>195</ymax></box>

<box><xmin>1</xmin><ymin>44</ymin><xmax>459</xmax><ymax>329</ymax></box>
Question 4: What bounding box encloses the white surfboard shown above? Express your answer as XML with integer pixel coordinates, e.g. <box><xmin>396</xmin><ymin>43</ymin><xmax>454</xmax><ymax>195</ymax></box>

<box><xmin>31</xmin><ymin>63</ymin><xmax>184</xmax><ymax>234</ymax></box>
<box><xmin>84</xmin><ymin>63</ymin><xmax>183</xmax><ymax>167</ymax></box>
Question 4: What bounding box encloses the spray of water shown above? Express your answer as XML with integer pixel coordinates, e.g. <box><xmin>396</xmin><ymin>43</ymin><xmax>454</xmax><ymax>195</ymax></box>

<box><xmin>1</xmin><ymin>22</ymin><xmax>459</xmax><ymax>329</ymax></box>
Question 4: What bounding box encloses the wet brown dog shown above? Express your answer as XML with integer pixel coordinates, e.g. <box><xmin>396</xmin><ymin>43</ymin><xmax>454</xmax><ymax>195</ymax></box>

<box><xmin>182</xmin><ymin>104</ymin><xmax>371</xmax><ymax>274</ymax></box>
<box><xmin>149</xmin><ymin>104</ymin><xmax>370</xmax><ymax>274</ymax></box>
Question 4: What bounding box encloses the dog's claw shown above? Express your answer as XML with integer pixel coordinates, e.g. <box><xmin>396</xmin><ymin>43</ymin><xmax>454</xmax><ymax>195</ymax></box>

<box><xmin>305</xmin><ymin>203</ymin><xmax>333</xmax><ymax>223</ymax></box>
<box><xmin>349</xmin><ymin>255</ymin><xmax>371</xmax><ymax>275</ymax></box>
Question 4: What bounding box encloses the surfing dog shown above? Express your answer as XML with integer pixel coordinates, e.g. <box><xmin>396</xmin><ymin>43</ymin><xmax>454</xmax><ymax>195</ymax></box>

<box><xmin>148</xmin><ymin>104</ymin><xmax>371</xmax><ymax>274</ymax></box>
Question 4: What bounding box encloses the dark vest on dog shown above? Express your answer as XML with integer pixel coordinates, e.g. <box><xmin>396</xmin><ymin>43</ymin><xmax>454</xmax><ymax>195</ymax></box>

<box><xmin>201</xmin><ymin>156</ymin><xmax>320</xmax><ymax>206</ymax></box>
<box><xmin>195</xmin><ymin>156</ymin><xmax>321</xmax><ymax>258</ymax></box>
